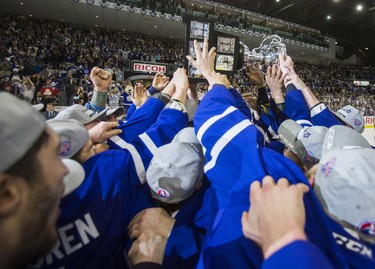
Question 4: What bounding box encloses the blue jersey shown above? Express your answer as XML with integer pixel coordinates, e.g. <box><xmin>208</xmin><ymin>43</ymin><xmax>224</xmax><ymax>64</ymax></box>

<box><xmin>326</xmin><ymin>217</ymin><xmax>375</xmax><ymax>268</ymax></box>
<box><xmin>162</xmin><ymin>178</ymin><xmax>210</xmax><ymax>269</ymax></box>
<box><xmin>125</xmin><ymin>104</ymin><xmax>137</xmax><ymax>120</ymax></box>
<box><xmin>310</xmin><ymin>103</ymin><xmax>343</xmax><ymax>128</ymax></box>
<box><xmin>263</xmin><ymin>241</ymin><xmax>334</xmax><ymax>269</ymax></box>
<box><xmin>193</xmin><ymin>84</ymin><xmax>348</xmax><ymax>269</ymax></box>
<box><xmin>228</xmin><ymin>88</ymin><xmax>252</xmax><ymax>121</ymax></box>
<box><xmin>110</xmin><ymin>97</ymin><xmax>166</xmax><ymax>145</ymax></box>
<box><xmin>28</xmin><ymin>150</ymin><xmax>155</xmax><ymax>269</ymax></box>
<box><xmin>108</xmin><ymin>102</ymin><xmax>188</xmax><ymax>183</ymax></box>
<box><xmin>284</xmin><ymin>90</ymin><xmax>312</xmax><ymax>127</ymax></box>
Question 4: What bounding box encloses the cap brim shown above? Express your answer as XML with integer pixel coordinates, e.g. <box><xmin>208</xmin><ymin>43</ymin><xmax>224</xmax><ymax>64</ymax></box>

<box><xmin>278</xmin><ymin>120</ymin><xmax>303</xmax><ymax>154</ymax></box>
<box><xmin>88</xmin><ymin>107</ymin><xmax>108</xmax><ymax>124</ymax></box>
<box><xmin>62</xmin><ymin>159</ymin><xmax>85</xmax><ymax>197</ymax></box>
<box><xmin>106</xmin><ymin>107</ymin><xmax>125</xmax><ymax>118</ymax></box>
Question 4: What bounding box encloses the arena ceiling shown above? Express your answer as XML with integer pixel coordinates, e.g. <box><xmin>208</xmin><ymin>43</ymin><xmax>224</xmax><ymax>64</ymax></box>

<box><xmin>1</xmin><ymin>0</ymin><xmax>374</xmax><ymax>64</ymax></box>
<box><xmin>217</xmin><ymin>0</ymin><xmax>375</xmax><ymax>63</ymax></box>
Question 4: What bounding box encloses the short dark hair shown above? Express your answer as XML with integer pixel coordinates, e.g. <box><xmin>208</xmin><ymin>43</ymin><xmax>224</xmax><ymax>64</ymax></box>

<box><xmin>5</xmin><ymin>130</ymin><xmax>49</xmax><ymax>183</ymax></box>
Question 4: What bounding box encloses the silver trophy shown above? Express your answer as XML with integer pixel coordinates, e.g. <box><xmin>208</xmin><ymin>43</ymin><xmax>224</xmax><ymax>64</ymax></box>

<box><xmin>240</xmin><ymin>35</ymin><xmax>287</xmax><ymax>71</ymax></box>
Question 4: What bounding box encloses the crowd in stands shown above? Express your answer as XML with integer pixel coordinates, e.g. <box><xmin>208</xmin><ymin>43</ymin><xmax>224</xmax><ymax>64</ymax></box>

<box><xmin>0</xmin><ymin>14</ymin><xmax>374</xmax><ymax>116</ymax></box>
<box><xmin>230</xmin><ymin>64</ymin><xmax>375</xmax><ymax>116</ymax></box>
<box><xmin>122</xmin><ymin>0</ymin><xmax>329</xmax><ymax>48</ymax></box>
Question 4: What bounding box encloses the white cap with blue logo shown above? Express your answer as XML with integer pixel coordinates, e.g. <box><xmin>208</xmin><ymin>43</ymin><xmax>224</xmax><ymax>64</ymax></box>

<box><xmin>315</xmin><ymin>125</ymin><xmax>374</xmax><ymax>236</ymax></box>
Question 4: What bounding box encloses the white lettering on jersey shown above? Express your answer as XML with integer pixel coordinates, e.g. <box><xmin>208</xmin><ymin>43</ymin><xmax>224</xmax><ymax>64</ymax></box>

<box><xmin>333</xmin><ymin>232</ymin><xmax>373</xmax><ymax>259</ymax></box>
<box><xmin>27</xmin><ymin>213</ymin><xmax>100</xmax><ymax>268</ymax></box>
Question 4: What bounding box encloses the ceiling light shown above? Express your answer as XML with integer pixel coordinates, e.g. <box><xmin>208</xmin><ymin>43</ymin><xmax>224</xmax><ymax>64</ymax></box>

<box><xmin>96</xmin><ymin>15</ymin><xmax>99</xmax><ymax>18</ymax></box>
<box><xmin>356</xmin><ymin>4</ymin><xmax>363</xmax><ymax>11</ymax></box>
<box><xmin>95</xmin><ymin>24</ymin><xmax>98</xmax><ymax>27</ymax></box>
<box><xmin>154</xmin><ymin>25</ymin><xmax>157</xmax><ymax>28</ymax></box>
<box><xmin>365</xmin><ymin>47</ymin><xmax>369</xmax><ymax>50</ymax></box>
<box><xmin>327</xmin><ymin>15</ymin><xmax>331</xmax><ymax>19</ymax></box>
<box><xmin>20</xmin><ymin>2</ymin><xmax>24</xmax><ymax>5</ymax></box>
<box><xmin>29</xmin><ymin>14</ymin><xmax>32</xmax><ymax>17</ymax></box>
<box><xmin>276</xmin><ymin>0</ymin><xmax>280</xmax><ymax>2</ymax></box>
<box><xmin>61</xmin><ymin>19</ymin><xmax>64</xmax><ymax>22</ymax></box>
<box><xmin>335</xmin><ymin>41</ymin><xmax>338</xmax><ymax>44</ymax></box>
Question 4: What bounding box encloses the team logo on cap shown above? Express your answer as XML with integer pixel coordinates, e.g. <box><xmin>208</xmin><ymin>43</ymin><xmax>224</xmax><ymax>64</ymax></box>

<box><xmin>345</xmin><ymin>109</ymin><xmax>352</xmax><ymax>113</ymax></box>
<box><xmin>354</xmin><ymin>118</ymin><xmax>362</xmax><ymax>126</ymax></box>
<box><xmin>321</xmin><ymin>157</ymin><xmax>336</xmax><ymax>178</ymax></box>
<box><xmin>357</xmin><ymin>220</ymin><xmax>375</xmax><ymax>236</ymax></box>
<box><xmin>60</xmin><ymin>141</ymin><xmax>71</xmax><ymax>156</ymax></box>
<box><xmin>83</xmin><ymin>108</ymin><xmax>95</xmax><ymax>117</ymax></box>
<box><xmin>303</xmin><ymin>132</ymin><xmax>311</xmax><ymax>138</ymax></box>
<box><xmin>155</xmin><ymin>187</ymin><xmax>170</xmax><ymax>198</ymax></box>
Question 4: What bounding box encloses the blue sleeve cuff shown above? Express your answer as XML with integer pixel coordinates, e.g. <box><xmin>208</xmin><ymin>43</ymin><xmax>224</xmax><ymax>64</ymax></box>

<box><xmin>148</xmin><ymin>86</ymin><xmax>159</xmax><ymax>96</ymax></box>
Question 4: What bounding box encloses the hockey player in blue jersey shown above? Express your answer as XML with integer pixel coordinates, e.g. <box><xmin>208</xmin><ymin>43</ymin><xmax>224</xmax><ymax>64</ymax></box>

<box><xmin>186</xmin><ymin>37</ymin><xmax>350</xmax><ymax>269</ymax></box>
<box><xmin>0</xmin><ymin>93</ymin><xmax>69</xmax><ymax>269</ymax></box>
<box><xmin>29</xmin><ymin>68</ymin><xmax>190</xmax><ymax>268</ymax></box>
<box><xmin>281</xmin><ymin>56</ymin><xmax>364</xmax><ymax>133</ymax></box>
<box><xmin>27</xmin><ymin>119</ymin><xmax>155</xmax><ymax>269</ymax></box>
<box><xmin>128</xmin><ymin>127</ymin><xmax>209</xmax><ymax>269</ymax></box>
<box><xmin>243</xmin><ymin>125</ymin><xmax>375</xmax><ymax>269</ymax></box>
<box><xmin>108</xmin><ymin>69</ymin><xmax>189</xmax><ymax>152</ymax></box>
<box><xmin>242</xmin><ymin>175</ymin><xmax>335</xmax><ymax>269</ymax></box>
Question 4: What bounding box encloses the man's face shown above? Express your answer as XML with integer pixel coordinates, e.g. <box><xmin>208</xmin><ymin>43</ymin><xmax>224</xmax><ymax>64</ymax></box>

<box><xmin>19</xmin><ymin>127</ymin><xmax>68</xmax><ymax>262</ymax></box>
<box><xmin>47</xmin><ymin>104</ymin><xmax>54</xmax><ymax>112</ymax></box>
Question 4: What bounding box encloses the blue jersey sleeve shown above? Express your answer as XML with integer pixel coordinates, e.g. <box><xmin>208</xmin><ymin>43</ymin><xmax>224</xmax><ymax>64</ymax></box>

<box><xmin>194</xmin><ymin>84</ymin><xmax>266</xmax><ymax>195</ymax></box>
<box><xmin>262</xmin><ymin>241</ymin><xmax>335</xmax><ymax>269</ymax></box>
<box><xmin>311</xmin><ymin>106</ymin><xmax>343</xmax><ymax>128</ymax></box>
<box><xmin>228</xmin><ymin>88</ymin><xmax>252</xmax><ymax>121</ymax></box>
<box><xmin>284</xmin><ymin>90</ymin><xmax>312</xmax><ymax>127</ymax></box>
<box><xmin>147</xmin><ymin>85</ymin><xmax>159</xmax><ymax>96</ymax></box>
<box><xmin>110</xmin><ymin>97</ymin><xmax>165</xmax><ymax>146</ymax></box>
<box><xmin>125</xmin><ymin>104</ymin><xmax>137</xmax><ymax>120</ymax></box>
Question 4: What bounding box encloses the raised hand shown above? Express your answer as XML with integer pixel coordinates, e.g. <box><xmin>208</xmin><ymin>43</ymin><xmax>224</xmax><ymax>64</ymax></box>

<box><xmin>266</xmin><ymin>65</ymin><xmax>285</xmax><ymax>104</ymax></box>
<box><xmin>279</xmin><ymin>55</ymin><xmax>295</xmax><ymax>75</ymax></box>
<box><xmin>246</xmin><ymin>65</ymin><xmax>266</xmax><ymax>88</ymax></box>
<box><xmin>90</xmin><ymin>66</ymin><xmax>112</xmax><ymax>92</ymax></box>
<box><xmin>89</xmin><ymin>121</ymin><xmax>122</xmax><ymax>143</ymax></box>
<box><xmin>173</xmin><ymin>68</ymin><xmax>189</xmax><ymax>92</ymax></box>
<box><xmin>152</xmin><ymin>72</ymin><xmax>170</xmax><ymax>91</ymax></box>
<box><xmin>131</xmin><ymin>83</ymin><xmax>149</xmax><ymax>107</ymax></box>
<box><xmin>242</xmin><ymin>176</ymin><xmax>309</xmax><ymax>258</ymax></box>
<box><xmin>186</xmin><ymin>38</ymin><xmax>229</xmax><ymax>88</ymax></box>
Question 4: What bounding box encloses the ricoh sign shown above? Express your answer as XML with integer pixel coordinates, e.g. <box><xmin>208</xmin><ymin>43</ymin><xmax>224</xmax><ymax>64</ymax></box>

<box><xmin>132</xmin><ymin>62</ymin><xmax>167</xmax><ymax>73</ymax></box>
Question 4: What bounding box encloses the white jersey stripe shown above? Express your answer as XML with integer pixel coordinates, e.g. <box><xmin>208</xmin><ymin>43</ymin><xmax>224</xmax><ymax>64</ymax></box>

<box><xmin>109</xmin><ymin>135</ymin><xmax>146</xmax><ymax>183</ymax></box>
<box><xmin>204</xmin><ymin>119</ymin><xmax>252</xmax><ymax>172</ymax></box>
